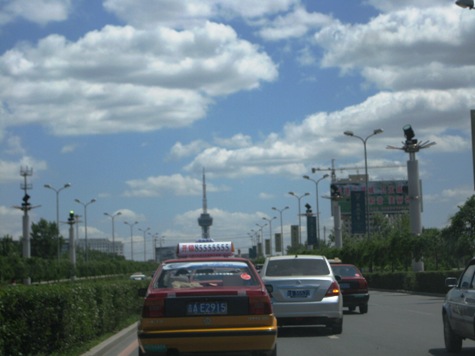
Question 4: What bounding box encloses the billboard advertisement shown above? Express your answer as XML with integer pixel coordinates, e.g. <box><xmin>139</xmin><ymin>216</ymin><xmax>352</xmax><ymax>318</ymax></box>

<box><xmin>333</xmin><ymin>180</ymin><xmax>413</xmax><ymax>215</ymax></box>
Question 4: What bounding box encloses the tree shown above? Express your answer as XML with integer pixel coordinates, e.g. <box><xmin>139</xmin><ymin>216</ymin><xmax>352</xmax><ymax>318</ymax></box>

<box><xmin>31</xmin><ymin>219</ymin><xmax>63</xmax><ymax>259</ymax></box>
<box><xmin>0</xmin><ymin>235</ymin><xmax>21</xmax><ymax>256</ymax></box>
<box><xmin>444</xmin><ymin>195</ymin><xmax>475</xmax><ymax>267</ymax></box>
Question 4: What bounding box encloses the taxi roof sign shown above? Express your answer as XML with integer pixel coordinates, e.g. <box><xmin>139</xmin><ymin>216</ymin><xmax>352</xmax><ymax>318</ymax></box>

<box><xmin>177</xmin><ymin>241</ymin><xmax>234</xmax><ymax>258</ymax></box>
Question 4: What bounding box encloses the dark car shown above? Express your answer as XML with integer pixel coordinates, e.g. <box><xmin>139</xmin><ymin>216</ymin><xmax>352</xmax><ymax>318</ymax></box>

<box><xmin>330</xmin><ymin>263</ymin><xmax>369</xmax><ymax>314</ymax></box>
<box><xmin>442</xmin><ymin>257</ymin><xmax>475</xmax><ymax>353</ymax></box>
<box><xmin>137</xmin><ymin>241</ymin><xmax>277</xmax><ymax>356</ymax></box>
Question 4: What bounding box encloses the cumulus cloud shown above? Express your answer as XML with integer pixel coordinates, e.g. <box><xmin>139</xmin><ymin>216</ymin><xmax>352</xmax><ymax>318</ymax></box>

<box><xmin>0</xmin><ymin>22</ymin><xmax>277</xmax><ymax>135</ymax></box>
<box><xmin>124</xmin><ymin>173</ymin><xmax>228</xmax><ymax>197</ymax></box>
<box><xmin>103</xmin><ymin>0</ymin><xmax>300</xmax><ymax>29</ymax></box>
<box><xmin>0</xmin><ymin>0</ymin><xmax>71</xmax><ymax>26</ymax></box>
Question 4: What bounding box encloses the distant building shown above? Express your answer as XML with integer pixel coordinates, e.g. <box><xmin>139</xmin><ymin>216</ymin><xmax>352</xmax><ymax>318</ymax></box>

<box><xmin>76</xmin><ymin>238</ymin><xmax>124</xmax><ymax>256</ymax></box>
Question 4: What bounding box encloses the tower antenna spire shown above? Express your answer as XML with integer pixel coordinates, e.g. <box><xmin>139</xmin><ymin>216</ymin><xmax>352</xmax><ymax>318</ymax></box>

<box><xmin>197</xmin><ymin>168</ymin><xmax>213</xmax><ymax>241</ymax></box>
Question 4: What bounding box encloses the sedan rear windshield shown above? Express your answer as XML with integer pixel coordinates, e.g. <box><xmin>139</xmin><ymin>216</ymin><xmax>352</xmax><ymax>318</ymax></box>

<box><xmin>265</xmin><ymin>259</ymin><xmax>330</xmax><ymax>277</ymax></box>
<box><xmin>155</xmin><ymin>261</ymin><xmax>259</xmax><ymax>289</ymax></box>
<box><xmin>331</xmin><ymin>265</ymin><xmax>361</xmax><ymax>277</ymax></box>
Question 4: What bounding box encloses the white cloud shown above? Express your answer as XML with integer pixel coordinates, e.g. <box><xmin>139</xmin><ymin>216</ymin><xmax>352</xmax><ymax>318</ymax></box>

<box><xmin>0</xmin><ymin>0</ymin><xmax>71</xmax><ymax>26</ymax></box>
<box><xmin>0</xmin><ymin>22</ymin><xmax>277</xmax><ymax>135</ymax></box>
<box><xmin>124</xmin><ymin>173</ymin><xmax>228</xmax><ymax>197</ymax></box>
<box><xmin>258</xmin><ymin>5</ymin><xmax>334</xmax><ymax>41</ymax></box>
<box><xmin>103</xmin><ymin>0</ymin><xmax>300</xmax><ymax>29</ymax></box>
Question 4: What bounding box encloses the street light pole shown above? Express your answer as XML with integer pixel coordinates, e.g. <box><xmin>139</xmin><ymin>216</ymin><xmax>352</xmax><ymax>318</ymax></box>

<box><xmin>262</xmin><ymin>216</ymin><xmax>276</xmax><ymax>256</ymax></box>
<box><xmin>344</xmin><ymin>128</ymin><xmax>383</xmax><ymax>238</ymax></box>
<box><xmin>303</xmin><ymin>174</ymin><xmax>329</xmax><ymax>244</ymax></box>
<box><xmin>288</xmin><ymin>192</ymin><xmax>310</xmax><ymax>245</ymax></box>
<box><xmin>74</xmin><ymin>198</ymin><xmax>96</xmax><ymax>262</ymax></box>
<box><xmin>44</xmin><ymin>183</ymin><xmax>71</xmax><ymax>262</ymax></box>
<box><xmin>124</xmin><ymin>221</ymin><xmax>138</xmax><ymax>260</ymax></box>
<box><xmin>139</xmin><ymin>227</ymin><xmax>150</xmax><ymax>261</ymax></box>
<box><xmin>255</xmin><ymin>223</ymin><xmax>267</xmax><ymax>257</ymax></box>
<box><xmin>104</xmin><ymin>211</ymin><xmax>122</xmax><ymax>256</ymax></box>
<box><xmin>272</xmin><ymin>206</ymin><xmax>289</xmax><ymax>255</ymax></box>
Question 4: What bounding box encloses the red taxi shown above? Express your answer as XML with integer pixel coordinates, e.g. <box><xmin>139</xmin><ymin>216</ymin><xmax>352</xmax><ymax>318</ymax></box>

<box><xmin>137</xmin><ymin>241</ymin><xmax>277</xmax><ymax>355</ymax></box>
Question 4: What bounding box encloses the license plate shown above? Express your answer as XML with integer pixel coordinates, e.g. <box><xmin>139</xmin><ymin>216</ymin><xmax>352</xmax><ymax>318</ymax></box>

<box><xmin>340</xmin><ymin>283</ymin><xmax>350</xmax><ymax>289</ymax></box>
<box><xmin>287</xmin><ymin>289</ymin><xmax>310</xmax><ymax>298</ymax></box>
<box><xmin>187</xmin><ymin>301</ymin><xmax>228</xmax><ymax>315</ymax></box>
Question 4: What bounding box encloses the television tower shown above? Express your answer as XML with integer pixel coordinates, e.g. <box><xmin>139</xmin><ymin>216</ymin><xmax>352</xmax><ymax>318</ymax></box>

<box><xmin>197</xmin><ymin>168</ymin><xmax>213</xmax><ymax>241</ymax></box>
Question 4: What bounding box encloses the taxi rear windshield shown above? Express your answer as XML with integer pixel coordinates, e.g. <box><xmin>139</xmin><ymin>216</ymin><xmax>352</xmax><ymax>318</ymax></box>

<box><xmin>155</xmin><ymin>261</ymin><xmax>258</xmax><ymax>289</ymax></box>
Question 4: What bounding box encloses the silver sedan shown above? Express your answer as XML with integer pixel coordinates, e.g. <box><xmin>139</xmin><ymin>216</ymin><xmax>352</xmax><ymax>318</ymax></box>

<box><xmin>260</xmin><ymin>255</ymin><xmax>343</xmax><ymax>334</ymax></box>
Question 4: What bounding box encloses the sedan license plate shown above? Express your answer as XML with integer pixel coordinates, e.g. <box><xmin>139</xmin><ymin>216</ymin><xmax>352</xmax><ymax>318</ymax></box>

<box><xmin>287</xmin><ymin>289</ymin><xmax>310</xmax><ymax>298</ymax></box>
<box><xmin>339</xmin><ymin>283</ymin><xmax>350</xmax><ymax>289</ymax></box>
<box><xmin>187</xmin><ymin>301</ymin><xmax>228</xmax><ymax>315</ymax></box>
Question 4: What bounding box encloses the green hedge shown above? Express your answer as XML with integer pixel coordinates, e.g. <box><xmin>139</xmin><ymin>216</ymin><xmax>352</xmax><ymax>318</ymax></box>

<box><xmin>0</xmin><ymin>278</ymin><xmax>147</xmax><ymax>355</ymax></box>
<box><xmin>365</xmin><ymin>270</ymin><xmax>463</xmax><ymax>295</ymax></box>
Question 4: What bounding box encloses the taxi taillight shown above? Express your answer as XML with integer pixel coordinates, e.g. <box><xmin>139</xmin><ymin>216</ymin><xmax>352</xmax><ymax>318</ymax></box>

<box><xmin>142</xmin><ymin>294</ymin><xmax>166</xmax><ymax>318</ymax></box>
<box><xmin>325</xmin><ymin>281</ymin><xmax>341</xmax><ymax>297</ymax></box>
<box><xmin>248</xmin><ymin>291</ymin><xmax>272</xmax><ymax>315</ymax></box>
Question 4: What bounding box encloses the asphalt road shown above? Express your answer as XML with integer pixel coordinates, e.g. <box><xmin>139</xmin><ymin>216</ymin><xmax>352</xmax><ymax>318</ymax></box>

<box><xmin>83</xmin><ymin>290</ymin><xmax>475</xmax><ymax>356</ymax></box>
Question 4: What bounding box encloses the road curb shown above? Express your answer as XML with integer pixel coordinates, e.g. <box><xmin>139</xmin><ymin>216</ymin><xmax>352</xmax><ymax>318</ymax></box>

<box><xmin>81</xmin><ymin>322</ymin><xmax>138</xmax><ymax>356</ymax></box>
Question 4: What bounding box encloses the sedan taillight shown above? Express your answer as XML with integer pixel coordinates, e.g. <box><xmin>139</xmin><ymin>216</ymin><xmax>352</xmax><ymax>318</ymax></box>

<box><xmin>142</xmin><ymin>294</ymin><xmax>166</xmax><ymax>318</ymax></box>
<box><xmin>248</xmin><ymin>290</ymin><xmax>273</xmax><ymax>315</ymax></box>
<box><xmin>325</xmin><ymin>281</ymin><xmax>341</xmax><ymax>297</ymax></box>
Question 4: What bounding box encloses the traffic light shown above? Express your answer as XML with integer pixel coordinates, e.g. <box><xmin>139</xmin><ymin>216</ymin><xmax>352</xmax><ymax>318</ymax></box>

<box><xmin>68</xmin><ymin>210</ymin><xmax>75</xmax><ymax>223</ymax></box>
<box><xmin>22</xmin><ymin>194</ymin><xmax>30</xmax><ymax>208</ymax></box>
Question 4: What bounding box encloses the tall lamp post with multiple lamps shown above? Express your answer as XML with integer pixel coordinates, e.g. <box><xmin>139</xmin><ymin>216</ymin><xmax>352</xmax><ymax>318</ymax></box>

<box><xmin>104</xmin><ymin>211</ymin><xmax>122</xmax><ymax>256</ymax></box>
<box><xmin>303</xmin><ymin>174</ymin><xmax>329</xmax><ymax>245</ymax></box>
<box><xmin>288</xmin><ymin>192</ymin><xmax>310</xmax><ymax>245</ymax></box>
<box><xmin>344</xmin><ymin>128</ymin><xmax>383</xmax><ymax>238</ymax></box>
<box><xmin>74</xmin><ymin>198</ymin><xmax>96</xmax><ymax>262</ymax></box>
<box><xmin>124</xmin><ymin>221</ymin><xmax>138</xmax><ymax>260</ymax></box>
<box><xmin>44</xmin><ymin>183</ymin><xmax>71</xmax><ymax>262</ymax></box>
<box><xmin>272</xmin><ymin>206</ymin><xmax>289</xmax><ymax>255</ymax></box>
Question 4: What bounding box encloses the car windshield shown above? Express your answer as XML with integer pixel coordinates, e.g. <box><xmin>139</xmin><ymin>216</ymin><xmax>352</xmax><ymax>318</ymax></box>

<box><xmin>265</xmin><ymin>258</ymin><xmax>330</xmax><ymax>277</ymax></box>
<box><xmin>154</xmin><ymin>261</ymin><xmax>258</xmax><ymax>289</ymax></box>
<box><xmin>331</xmin><ymin>265</ymin><xmax>361</xmax><ymax>277</ymax></box>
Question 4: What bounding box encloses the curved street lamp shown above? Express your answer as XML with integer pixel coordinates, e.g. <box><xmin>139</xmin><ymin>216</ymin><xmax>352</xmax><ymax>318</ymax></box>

<box><xmin>139</xmin><ymin>227</ymin><xmax>150</xmax><ymax>261</ymax></box>
<box><xmin>303</xmin><ymin>174</ymin><xmax>329</xmax><ymax>244</ymax></box>
<box><xmin>344</xmin><ymin>128</ymin><xmax>383</xmax><ymax>238</ymax></box>
<box><xmin>104</xmin><ymin>211</ymin><xmax>122</xmax><ymax>256</ymax></box>
<box><xmin>124</xmin><ymin>221</ymin><xmax>138</xmax><ymax>260</ymax></box>
<box><xmin>74</xmin><ymin>198</ymin><xmax>96</xmax><ymax>262</ymax></box>
<box><xmin>288</xmin><ymin>192</ymin><xmax>310</xmax><ymax>245</ymax></box>
<box><xmin>255</xmin><ymin>223</ymin><xmax>267</xmax><ymax>257</ymax></box>
<box><xmin>44</xmin><ymin>183</ymin><xmax>71</xmax><ymax>262</ymax></box>
<box><xmin>262</xmin><ymin>216</ymin><xmax>277</xmax><ymax>256</ymax></box>
<box><xmin>272</xmin><ymin>206</ymin><xmax>289</xmax><ymax>254</ymax></box>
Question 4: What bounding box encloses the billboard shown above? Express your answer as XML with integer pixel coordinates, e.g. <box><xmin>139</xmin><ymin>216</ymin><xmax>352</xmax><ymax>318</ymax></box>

<box><xmin>333</xmin><ymin>180</ymin><xmax>413</xmax><ymax>215</ymax></box>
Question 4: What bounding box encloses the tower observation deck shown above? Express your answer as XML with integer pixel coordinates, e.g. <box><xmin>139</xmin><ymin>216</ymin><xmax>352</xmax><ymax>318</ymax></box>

<box><xmin>197</xmin><ymin>168</ymin><xmax>213</xmax><ymax>240</ymax></box>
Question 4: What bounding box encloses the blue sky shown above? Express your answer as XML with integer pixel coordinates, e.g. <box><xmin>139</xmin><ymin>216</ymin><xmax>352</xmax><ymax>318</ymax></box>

<box><xmin>1</xmin><ymin>0</ymin><xmax>474</xmax><ymax>261</ymax></box>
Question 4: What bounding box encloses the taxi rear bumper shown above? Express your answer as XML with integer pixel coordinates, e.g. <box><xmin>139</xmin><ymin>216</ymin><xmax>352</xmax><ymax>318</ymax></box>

<box><xmin>138</xmin><ymin>326</ymin><xmax>277</xmax><ymax>353</ymax></box>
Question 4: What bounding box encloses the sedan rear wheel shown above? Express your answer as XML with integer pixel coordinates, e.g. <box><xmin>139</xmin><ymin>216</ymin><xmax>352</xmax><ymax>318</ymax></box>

<box><xmin>359</xmin><ymin>304</ymin><xmax>368</xmax><ymax>314</ymax></box>
<box><xmin>443</xmin><ymin>313</ymin><xmax>462</xmax><ymax>353</ymax></box>
<box><xmin>330</xmin><ymin>318</ymin><xmax>343</xmax><ymax>334</ymax></box>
